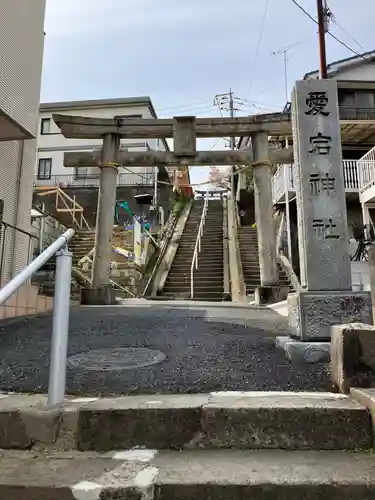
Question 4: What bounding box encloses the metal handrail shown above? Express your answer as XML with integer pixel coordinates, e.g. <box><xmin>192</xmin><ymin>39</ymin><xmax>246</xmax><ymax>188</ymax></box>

<box><xmin>141</xmin><ymin>211</ymin><xmax>179</xmax><ymax>298</ymax></box>
<box><xmin>0</xmin><ymin>221</ymin><xmax>40</xmax><ymax>286</ymax></box>
<box><xmin>190</xmin><ymin>192</ymin><xmax>209</xmax><ymax>298</ymax></box>
<box><xmin>0</xmin><ymin>228</ymin><xmax>74</xmax><ymax>305</ymax></box>
<box><xmin>0</xmin><ymin>228</ymin><xmax>75</xmax><ymax>406</ymax></box>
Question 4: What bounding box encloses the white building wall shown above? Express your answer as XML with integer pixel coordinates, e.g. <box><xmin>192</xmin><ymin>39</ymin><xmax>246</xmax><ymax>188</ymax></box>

<box><xmin>335</xmin><ymin>63</ymin><xmax>375</xmax><ymax>82</ymax></box>
<box><xmin>0</xmin><ymin>0</ymin><xmax>46</xmax><ymax>136</ymax></box>
<box><xmin>37</xmin><ymin>103</ymin><xmax>165</xmax><ymax>182</ymax></box>
<box><xmin>0</xmin><ymin>0</ymin><xmax>46</xmax><ymax>283</ymax></box>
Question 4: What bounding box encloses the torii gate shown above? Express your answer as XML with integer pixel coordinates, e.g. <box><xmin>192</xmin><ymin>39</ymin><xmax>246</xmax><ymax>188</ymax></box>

<box><xmin>53</xmin><ymin>112</ymin><xmax>293</xmax><ymax>304</ymax></box>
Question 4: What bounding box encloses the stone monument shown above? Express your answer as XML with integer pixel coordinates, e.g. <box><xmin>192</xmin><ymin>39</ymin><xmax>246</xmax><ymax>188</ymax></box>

<box><xmin>288</xmin><ymin>79</ymin><xmax>372</xmax><ymax>340</ymax></box>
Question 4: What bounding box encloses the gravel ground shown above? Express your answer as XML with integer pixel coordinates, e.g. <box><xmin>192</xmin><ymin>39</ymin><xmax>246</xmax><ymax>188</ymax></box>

<box><xmin>0</xmin><ymin>302</ymin><xmax>330</xmax><ymax>396</ymax></box>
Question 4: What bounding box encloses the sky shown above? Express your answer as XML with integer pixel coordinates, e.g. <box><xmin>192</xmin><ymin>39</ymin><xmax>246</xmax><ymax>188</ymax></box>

<box><xmin>41</xmin><ymin>0</ymin><xmax>375</xmax><ymax>187</ymax></box>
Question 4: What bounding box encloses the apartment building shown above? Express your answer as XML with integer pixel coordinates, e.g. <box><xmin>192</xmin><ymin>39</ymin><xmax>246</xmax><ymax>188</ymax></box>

<box><xmin>271</xmin><ymin>49</ymin><xmax>375</xmax><ymax>234</ymax></box>
<box><xmin>237</xmin><ymin>50</ymin><xmax>375</xmax><ymax>289</ymax></box>
<box><xmin>34</xmin><ymin>97</ymin><xmax>174</xmax><ymax>228</ymax></box>
<box><xmin>0</xmin><ymin>0</ymin><xmax>46</xmax><ymax>283</ymax></box>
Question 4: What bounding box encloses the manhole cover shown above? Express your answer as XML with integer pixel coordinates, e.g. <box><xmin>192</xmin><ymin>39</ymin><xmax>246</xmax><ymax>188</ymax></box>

<box><xmin>67</xmin><ymin>348</ymin><xmax>166</xmax><ymax>371</ymax></box>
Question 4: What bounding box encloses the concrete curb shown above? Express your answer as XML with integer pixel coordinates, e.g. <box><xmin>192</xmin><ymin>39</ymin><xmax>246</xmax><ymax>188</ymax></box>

<box><xmin>275</xmin><ymin>336</ymin><xmax>331</xmax><ymax>364</ymax></box>
<box><xmin>0</xmin><ymin>391</ymin><xmax>369</xmax><ymax>452</ymax></box>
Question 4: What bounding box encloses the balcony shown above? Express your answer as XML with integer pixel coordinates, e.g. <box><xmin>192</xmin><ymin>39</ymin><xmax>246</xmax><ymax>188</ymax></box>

<box><xmin>34</xmin><ymin>172</ymin><xmax>155</xmax><ymax>189</ymax></box>
<box><xmin>272</xmin><ymin>160</ymin><xmax>359</xmax><ymax>204</ymax></box>
<box><xmin>339</xmin><ymin>106</ymin><xmax>375</xmax><ymax>121</ymax></box>
<box><xmin>357</xmin><ymin>146</ymin><xmax>375</xmax><ymax>204</ymax></box>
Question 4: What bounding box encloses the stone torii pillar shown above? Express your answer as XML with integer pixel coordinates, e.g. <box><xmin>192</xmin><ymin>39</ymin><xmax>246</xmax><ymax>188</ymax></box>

<box><xmin>88</xmin><ymin>133</ymin><xmax>120</xmax><ymax>304</ymax></box>
<box><xmin>252</xmin><ymin>131</ymin><xmax>281</xmax><ymax>305</ymax></box>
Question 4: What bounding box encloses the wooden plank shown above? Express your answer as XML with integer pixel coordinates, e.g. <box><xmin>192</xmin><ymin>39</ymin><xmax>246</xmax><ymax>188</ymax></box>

<box><xmin>53</xmin><ymin>113</ymin><xmax>292</xmax><ymax>139</ymax></box>
<box><xmin>64</xmin><ymin>148</ymin><xmax>294</xmax><ymax>169</ymax></box>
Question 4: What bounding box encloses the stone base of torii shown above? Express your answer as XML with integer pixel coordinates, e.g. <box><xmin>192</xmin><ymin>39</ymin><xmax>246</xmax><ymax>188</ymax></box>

<box><xmin>53</xmin><ymin>113</ymin><xmax>293</xmax><ymax>306</ymax></box>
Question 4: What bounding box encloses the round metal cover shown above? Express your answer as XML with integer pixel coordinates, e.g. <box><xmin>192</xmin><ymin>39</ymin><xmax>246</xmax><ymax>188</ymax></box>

<box><xmin>67</xmin><ymin>348</ymin><xmax>166</xmax><ymax>371</ymax></box>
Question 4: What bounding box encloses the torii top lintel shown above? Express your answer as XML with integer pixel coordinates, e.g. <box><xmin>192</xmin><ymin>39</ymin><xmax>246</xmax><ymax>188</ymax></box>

<box><xmin>52</xmin><ymin>112</ymin><xmax>292</xmax><ymax>140</ymax></box>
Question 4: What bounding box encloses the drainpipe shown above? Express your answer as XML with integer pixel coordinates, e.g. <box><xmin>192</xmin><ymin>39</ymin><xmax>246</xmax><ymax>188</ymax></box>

<box><xmin>39</xmin><ymin>202</ymin><xmax>45</xmax><ymax>254</ymax></box>
<box><xmin>9</xmin><ymin>140</ymin><xmax>25</xmax><ymax>278</ymax></box>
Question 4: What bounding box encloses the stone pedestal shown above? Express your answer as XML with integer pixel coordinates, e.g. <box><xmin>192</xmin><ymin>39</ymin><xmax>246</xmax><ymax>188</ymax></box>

<box><xmin>288</xmin><ymin>79</ymin><xmax>361</xmax><ymax>341</ymax></box>
<box><xmin>255</xmin><ymin>285</ymin><xmax>289</xmax><ymax>306</ymax></box>
<box><xmin>288</xmin><ymin>291</ymin><xmax>372</xmax><ymax>341</ymax></box>
<box><xmin>331</xmin><ymin>324</ymin><xmax>375</xmax><ymax>393</ymax></box>
<box><xmin>81</xmin><ymin>286</ymin><xmax>117</xmax><ymax>306</ymax></box>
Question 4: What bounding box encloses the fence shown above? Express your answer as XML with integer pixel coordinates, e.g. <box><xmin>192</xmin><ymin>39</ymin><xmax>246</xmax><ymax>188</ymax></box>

<box><xmin>34</xmin><ymin>172</ymin><xmax>154</xmax><ymax>188</ymax></box>
<box><xmin>339</xmin><ymin>106</ymin><xmax>375</xmax><ymax>121</ymax></box>
<box><xmin>358</xmin><ymin>146</ymin><xmax>375</xmax><ymax>194</ymax></box>
<box><xmin>0</xmin><ymin>222</ymin><xmax>39</xmax><ymax>287</ymax></box>
<box><xmin>272</xmin><ymin>160</ymin><xmax>359</xmax><ymax>204</ymax></box>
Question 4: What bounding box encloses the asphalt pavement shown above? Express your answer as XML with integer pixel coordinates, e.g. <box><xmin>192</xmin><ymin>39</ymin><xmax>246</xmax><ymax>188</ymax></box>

<box><xmin>0</xmin><ymin>301</ymin><xmax>330</xmax><ymax>396</ymax></box>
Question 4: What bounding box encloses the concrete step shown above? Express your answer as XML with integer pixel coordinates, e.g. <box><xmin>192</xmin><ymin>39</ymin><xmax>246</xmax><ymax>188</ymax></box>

<box><xmin>176</xmin><ymin>254</ymin><xmax>224</xmax><ymax>258</ymax></box>
<box><xmin>172</xmin><ymin>261</ymin><xmax>224</xmax><ymax>267</ymax></box>
<box><xmin>171</xmin><ymin>268</ymin><xmax>223</xmax><ymax>273</ymax></box>
<box><xmin>153</xmin><ymin>449</ymin><xmax>375</xmax><ymax>500</ymax></box>
<box><xmin>164</xmin><ymin>285</ymin><xmax>223</xmax><ymax>293</ymax></box>
<box><xmin>166</xmin><ymin>277</ymin><xmax>224</xmax><ymax>285</ymax></box>
<box><xmin>161</xmin><ymin>293</ymin><xmax>223</xmax><ymax>301</ymax></box>
<box><xmin>74</xmin><ymin>393</ymin><xmax>371</xmax><ymax>451</ymax></box>
<box><xmin>177</xmin><ymin>246</ymin><xmax>224</xmax><ymax>251</ymax></box>
<box><xmin>178</xmin><ymin>243</ymin><xmax>223</xmax><ymax>248</ymax></box>
<box><xmin>167</xmin><ymin>275</ymin><xmax>224</xmax><ymax>281</ymax></box>
<box><xmin>179</xmin><ymin>238</ymin><xmax>224</xmax><ymax>243</ymax></box>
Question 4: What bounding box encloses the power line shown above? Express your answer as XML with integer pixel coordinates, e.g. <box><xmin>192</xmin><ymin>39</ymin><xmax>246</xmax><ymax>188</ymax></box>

<box><xmin>248</xmin><ymin>0</ymin><xmax>269</xmax><ymax>99</ymax></box>
<box><xmin>325</xmin><ymin>0</ymin><xmax>363</xmax><ymax>50</ymax></box>
<box><xmin>290</xmin><ymin>0</ymin><xmax>368</xmax><ymax>61</ymax></box>
<box><xmin>290</xmin><ymin>0</ymin><xmax>316</xmax><ymax>24</ymax></box>
<box><xmin>156</xmin><ymin>100</ymin><xmax>209</xmax><ymax>111</ymax></box>
<box><xmin>331</xmin><ymin>18</ymin><xmax>364</xmax><ymax>50</ymax></box>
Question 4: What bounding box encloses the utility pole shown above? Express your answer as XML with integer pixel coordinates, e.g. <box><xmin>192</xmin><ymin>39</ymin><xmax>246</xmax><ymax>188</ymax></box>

<box><xmin>213</xmin><ymin>89</ymin><xmax>238</xmax><ymax>150</ymax></box>
<box><xmin>229</xmin><ymin>89</ymin><xmax>235</xmax><ymax>151</ymax></box>
<box><xmin>229</xmin><ymin>90</ymin><xmax>236</xmax><ymax>198</ymax></box>
<box><xmin>317</xmin><ymin>0</ymin><xmax>328</xmax><ymax>78</ymax></box>
<box><xmin>213</xmin><ymin>90</ymin><xmax>240</xmax><ymax>196</ymax></box>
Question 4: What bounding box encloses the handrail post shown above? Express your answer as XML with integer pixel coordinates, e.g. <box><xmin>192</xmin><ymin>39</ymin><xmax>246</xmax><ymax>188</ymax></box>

<box><xmin>190</xmin><ymin>191</ymin><xmax>209</xmax><ymax>299</ymax></box>
<box><xmin>48</xmin><ymin>245</ymin><xmax>72</xmax><ymax>405</ymax></box>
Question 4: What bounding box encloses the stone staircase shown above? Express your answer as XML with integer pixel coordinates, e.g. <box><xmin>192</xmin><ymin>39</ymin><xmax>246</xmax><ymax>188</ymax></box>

<box><xmin>239</xmin><ymin>226</ymin><xmax>290</xmax><ymax>295</ymax></box>
<box><xmin>33</xmin><ymin>229</ymin><xmax>146</xmax><ymax>299</ymax></box>
<box><xmin>162</xmin><ymin>199</ymin><xmax>224</xmax><ymax>301</ymax></box>
<box><xmin>1</xmin><ymin>391</ymin><xmax>375</xmax><ymax>497</ymax></box>
<box><xmin>31</xmin><ymin>230</ymin><xmax>96</xmax><ymax>299</ymax></box>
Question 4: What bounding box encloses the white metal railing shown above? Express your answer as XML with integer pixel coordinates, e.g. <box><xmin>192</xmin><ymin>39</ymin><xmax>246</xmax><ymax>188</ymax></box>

<box><xmin>343</xmin><ymin>160</ymin><xmax>359</xmax><ymax>190</ymax></box>
<box><xmin>34</xmin><ymin>172</ymin><xmax>154</xmax><ymax>188</ymax></box>
<box><xmin>0</xmin><ymin>228</ymin><xmax>75</xmax><ymax>405</ymax></box>
<box><xmin>358</xmin><ymin>146</ymin><xmax>375</xmax><ymax>194</ymax></box>
<box><xmin>271</xmin><ymin>165</ymin><xmax>295</xmax><ymax>204</ymax></box>
<box><xmin>190</xmin><ymin>192</ymin><xmax>209</xmax><ymax>298</ymax></box>
<box><xmin>272</xmin><ymin>160</ymin><xmax>359</xmax><ymax>203</ymax></box>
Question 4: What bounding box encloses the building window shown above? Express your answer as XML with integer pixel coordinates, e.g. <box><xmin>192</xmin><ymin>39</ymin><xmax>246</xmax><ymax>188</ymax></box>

<box><xmin>74</xmin><ymin>168</ymin><xmax>88</xmax><ymax>179</ymax></box>
<box><xmin>74</xmin><ymin>167</ymin><xmax>100</xmax><ymax>179</ymax></box>
<box><xmin>38</xmin><ymin>158</ymin><xmax>52</xmax><ymax>179</ymax></box>
<box><xmin>41</xmin><ymin>118</ymin><xmax>51</xmax><ymax>135</ymax></box>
